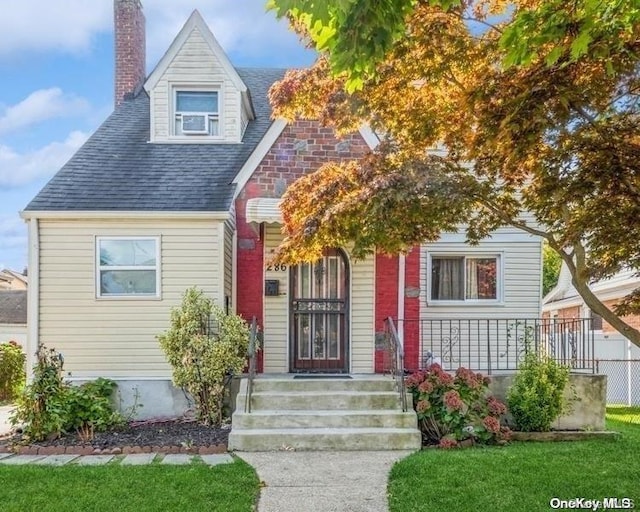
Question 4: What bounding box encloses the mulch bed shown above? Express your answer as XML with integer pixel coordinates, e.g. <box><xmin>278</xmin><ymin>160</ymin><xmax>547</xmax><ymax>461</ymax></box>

<box><xmin>0</xmin><ymin>419</ymin><xmax>230</xmax><ymax>456</ymax></box>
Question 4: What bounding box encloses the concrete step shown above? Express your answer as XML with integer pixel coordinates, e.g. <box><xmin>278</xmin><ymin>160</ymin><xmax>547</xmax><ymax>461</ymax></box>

<box><xmin>250</xmin><ymin>391</ymin><xmax>401</xmax><ymax>411</ymax></box>
<box><xmin>252</xmin><ymin>377</ymin><xmax>397</xmax><ymax>393</ymax></box>
<box><xmin>228</xmin><ymin>427</ymin><xmax>422</xmax><ymax>451</ymax></box>
<box><xmin>232</xmin><ymin>409</ymin><xmax>418</xmax><ymax>429</ymax></box>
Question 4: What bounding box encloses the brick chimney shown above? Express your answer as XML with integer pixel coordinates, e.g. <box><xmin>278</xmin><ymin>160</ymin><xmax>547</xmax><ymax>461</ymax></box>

<box><xmin>114</xmin><ymin>0</ymin><xmax>146</xmax><ymax>107</ymax></box>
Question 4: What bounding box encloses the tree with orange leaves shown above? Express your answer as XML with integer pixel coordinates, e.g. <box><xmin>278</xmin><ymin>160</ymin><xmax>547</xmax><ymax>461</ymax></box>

<box><xmin>268</xmin><ymin>0</ymin><xmax>640</xmax><ymax>348</ymax></box>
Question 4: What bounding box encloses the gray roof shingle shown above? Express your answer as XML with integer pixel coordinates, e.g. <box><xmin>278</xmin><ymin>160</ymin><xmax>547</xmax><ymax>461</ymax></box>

<box><xmin>0</xmin><ymin>291</ymin><xmax>27</xmax><ymax>324</ymax></box>
<box><xmin>25</xmin><ymin>68</ymin><xmax>286</xmax><ymax>212</ymax></box>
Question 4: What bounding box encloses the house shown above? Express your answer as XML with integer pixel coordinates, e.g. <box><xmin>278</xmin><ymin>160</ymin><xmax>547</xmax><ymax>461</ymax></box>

<box><xmin>543</xmin><ymin>266</ymin><xmax>640</xmax><ymax>404</ymax></box>
<box><xmin>0</xmin><ymin>290</ymin><xmax>27</xmax><ymax>349</ymax></box>
<box><xmin>21</xmin><ymin>1</ymin><xmax>543</xmax><ymax>448</ymax></box>
<box><xmin>0</xmin><ymin>269</ymin><xmax>28</xmax><ymax>291</ymax></box>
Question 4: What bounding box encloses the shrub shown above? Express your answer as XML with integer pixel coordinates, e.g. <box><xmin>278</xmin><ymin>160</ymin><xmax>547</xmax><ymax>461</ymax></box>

<box><xmin>157</xmin><ymin>287</ymin><xmax>251</xmax><ymax>426</ymax></box>
<box><xmin>11</xmin><ymin>346</ymin><xmax>122</xmax><ymax>442</ymax></box>
<box><xmin>0</xmin><ymin>341</ymin><xmax>25</xmax><ymax>402</ymax></box>
<box><xmin>507</xmin><ymin>352</ymin><xmax>570</xmax><ymax>432</ymax></box>
<box><xmin>406</xmin><ymin>364</ymin><xmax>510</xmax><ymax>447</ymax></box>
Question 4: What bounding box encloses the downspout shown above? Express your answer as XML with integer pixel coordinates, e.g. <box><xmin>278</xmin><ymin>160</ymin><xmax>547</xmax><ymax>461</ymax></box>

<box><xmin>232</xmin><ymin>230</ymin><xmax>238</xmax><ymax>312</ymax></box>
<box><xmin>397</xmin><ymin>254</ymin><xmax>406</xmax><ymax>347</ymax></box>
<box><xmin>26</xmin><ymin>218</ymin><xmax>40</xmax><ymax>382</ymax></box>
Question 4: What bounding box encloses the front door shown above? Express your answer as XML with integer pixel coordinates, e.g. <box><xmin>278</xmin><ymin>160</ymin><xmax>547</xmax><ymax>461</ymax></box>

<box><xmin>290</xmin><ymin>249</ymin><xmax>349</xmax><ymax>372</ymax></box>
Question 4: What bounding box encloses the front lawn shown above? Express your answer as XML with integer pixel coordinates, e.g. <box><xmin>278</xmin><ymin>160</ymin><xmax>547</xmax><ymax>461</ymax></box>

<box><xmin>388</xmin><ymin>420</ymin><xmax>640</xmax><ymax>512</ymax></box>
<box><xmin>0</xmin><ymin>458</ymin><xmax>259</xmax><ymax>512</ymax></box>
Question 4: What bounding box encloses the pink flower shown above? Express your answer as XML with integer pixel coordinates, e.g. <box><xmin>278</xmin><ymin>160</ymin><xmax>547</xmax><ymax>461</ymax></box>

<box><xmin>486</xmin><ymin>396</ymin><xmax>507</xmax><ymax>416</ymax></box>
<box><xmin>439</xmin><ymin>437</ymin><xmax>458</xmax><ymax>449</ymax></box>
<box><xmin>483</xmin><ymin>416</ymin><xmax>501</xmax><ymax>434</ymax></box>
<box><xmin>418</xmin><ymin>380</ymin><xmax>434</xmax><ymax>394</ymax></box>
<box><xmin>416</xmin><ymin>400</ymin><xmax>431</xmax><ymax>413</ymax></box>
<box><xmin>443</xmin><ymin>390</ymin><xmax>464</xmax><ymax>412</ymax></box>
<box><xmin>438</xmin><ymin>372</ymin><xmax>455</xmax><ymax>386</ymax></box>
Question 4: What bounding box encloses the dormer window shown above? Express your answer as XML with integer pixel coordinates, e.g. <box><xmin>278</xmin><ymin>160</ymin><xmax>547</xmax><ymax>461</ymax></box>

<box><xmin>174</xmin><ymin>90</ymin><xmax>219</xmax><ymax>136</ymax></box>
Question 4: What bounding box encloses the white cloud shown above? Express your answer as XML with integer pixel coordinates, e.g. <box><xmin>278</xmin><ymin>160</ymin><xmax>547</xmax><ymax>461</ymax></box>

<box><xmin>0</xmin><ymin>1</ymin><xmax>112</xmax><ymax>57</ymax></box>
<box><xmin>0</xmin><ymin>1</ymin><xmax>310</xmax><ymax>67</ymax></box>
<box><xmin>0</xmin><ymin>88</ymin><xmax>90</xmax><ymax>135</ymax></box>
<box><xmin>0</xmin><ymin>215</ymin><xmax>26</xmax><ymax>251</ymax></box>
<box><xmin>0</xmin><ymin>131</ymin><xmax>89</xmax><ymax>188</ymax></box>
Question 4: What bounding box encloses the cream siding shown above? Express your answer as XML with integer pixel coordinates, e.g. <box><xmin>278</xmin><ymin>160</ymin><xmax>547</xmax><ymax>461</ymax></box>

<box><xmin>262</xmin><ymin>225</ymin><xmax>375</xmax><ymax>373</ymax></box>
<box><xmin>149</xmin><ymin>27</ymin><xmax>245</xmax><ymax>143</ymax></box>
<box><xmin>420</xmin><ymin>227</ymin><xmax>543</xmax><ymax>319</ymax></box>
<box><xmin>38</xmin><ymin>218</ymin><xmax>225</xmax><ymax>378</ymax></box>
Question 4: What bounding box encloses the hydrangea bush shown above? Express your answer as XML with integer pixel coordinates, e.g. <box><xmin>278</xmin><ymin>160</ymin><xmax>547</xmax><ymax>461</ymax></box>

<box><xmin>406</xmin><ymin>364</ymin><xmax>511</xmax><ymax>448</ymax></box>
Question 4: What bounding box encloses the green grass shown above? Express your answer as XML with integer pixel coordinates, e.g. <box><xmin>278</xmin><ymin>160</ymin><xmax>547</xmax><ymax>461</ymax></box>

<box><xmin>0</xmin><ymin>458</ymin><xmax>259</xmax><ymax>512</ymax></box>
<box><xmin>388</xmin><ymin>421</ymin><xmax>640</xmax><ymax>512</ymax></box>
<box><xmin>606</xmin><ymin>405</ymin><xmax>640</xmax><ymax>424</ymax></box>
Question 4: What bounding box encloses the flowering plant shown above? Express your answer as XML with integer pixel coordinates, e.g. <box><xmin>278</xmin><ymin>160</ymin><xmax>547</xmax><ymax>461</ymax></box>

<box><xmin>406</xmin><ymin>364</ymin><xmax>510</xmax><ymax>447</ymax></box>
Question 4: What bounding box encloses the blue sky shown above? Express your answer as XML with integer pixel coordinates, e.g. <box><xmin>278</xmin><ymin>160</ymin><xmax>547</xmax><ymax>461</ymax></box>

<box><xmin>0</xmin><ymin>0</ymin><xmax>315</xmax><ymax>272</ymax></box>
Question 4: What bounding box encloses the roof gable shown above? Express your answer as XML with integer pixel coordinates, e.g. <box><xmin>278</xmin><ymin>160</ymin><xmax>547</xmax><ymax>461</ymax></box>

<box><xmin>144</xmin><ymin>10</ymin><xmax>247</xmax><ymax>94</ymax></box>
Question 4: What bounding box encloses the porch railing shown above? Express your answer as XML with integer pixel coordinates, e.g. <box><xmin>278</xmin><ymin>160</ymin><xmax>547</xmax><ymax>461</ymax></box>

<box><xmin>405</xmin><ymin>317</ymin><xmax>595</xmax><ymax>374</ymax></box>
<box><xmin>384</xmin><ymin>317</ymin><xmax>407</xmax><ymax>412</ymax></box>
<box><xmin>244</xmin><ymin>316</ymin><xmax>258</xmax><ymax>413</ymax></box>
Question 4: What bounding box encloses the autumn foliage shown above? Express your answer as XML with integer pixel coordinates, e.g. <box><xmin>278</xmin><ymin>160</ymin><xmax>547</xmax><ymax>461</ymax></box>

<box><xmin>268</xmin><ymin>0</ymin><xmax>640</xmax><ymax>347</ymax></box>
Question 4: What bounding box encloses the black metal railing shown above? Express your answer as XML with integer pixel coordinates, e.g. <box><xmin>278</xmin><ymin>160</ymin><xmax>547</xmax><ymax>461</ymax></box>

<box><xmin>407</xmin><ymin>317</ymin><xmax>595</xmax><ymax>374</ymax></box>
<box><xmin>384</xmin><ymin>317</ymin><xmax>407</xmax><ymax>412</ymax></box>
<box><xmin>244</xmin><ymin>316</ymin><xmax>258</xmax><ymax>413</ymax></box>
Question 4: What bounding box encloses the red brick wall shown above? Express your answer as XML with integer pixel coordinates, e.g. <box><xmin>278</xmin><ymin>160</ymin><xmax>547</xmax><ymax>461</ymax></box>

<box><xmin>404</xmin><ymin>247</ymin><xmax>421</xmax><ymax>372</ymax></box>
<box><xmin>235</xmin><ymin>120</ymin><xmax>370</xmax><ymax>372</ymax></box>
<box><xmin>374</xmin><ymin>254</ymin><xmax>399</xmax><ymax>372</ymax></box>
<box><xmin>114</xmin><ymin>0</ymin><xmax>146</xmax><ymax>107</ymax></box>
<box><xmin>549</xmin><ymin>301</ymin><xmax>640</xmax><ymax>335</ymax></box>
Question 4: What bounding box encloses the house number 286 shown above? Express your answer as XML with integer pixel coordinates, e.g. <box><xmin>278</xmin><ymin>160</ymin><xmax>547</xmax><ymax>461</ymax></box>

<box><xmin>266</xmin><ymin>264</ymin><xmax>287</xmax><ymax>271</ymax></box>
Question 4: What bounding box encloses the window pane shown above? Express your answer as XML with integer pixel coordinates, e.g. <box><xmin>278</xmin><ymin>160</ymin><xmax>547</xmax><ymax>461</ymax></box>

<box><xmin>176</xmin><ymin>91</ymin><xmax>218</xmax><ymax>112</ymax></box>
<box><xmin>466</xmin><ymin>258</ymin><xmax>497</xmax><ymax>300</ymax></box>
<box><xmin>100</xmin><ymin>240</ymin><xmax>156</xmax><ymax>266</ymax></box>
<box><xmin>431</xmin><ymin>257</ymin><xmax>464</xmax><ymax>300</ymax></box>
<box><xmin>100</xmin><ymin>270</ymin><xmax>156</xmax><ymax>295</ymax></box>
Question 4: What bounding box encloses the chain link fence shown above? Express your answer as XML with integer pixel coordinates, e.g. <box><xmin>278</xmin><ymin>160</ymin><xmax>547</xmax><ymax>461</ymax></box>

<box><xmin>595</xmin><ymin>359</ymin><xmax>640</xmax><ymax>424</ymax></box>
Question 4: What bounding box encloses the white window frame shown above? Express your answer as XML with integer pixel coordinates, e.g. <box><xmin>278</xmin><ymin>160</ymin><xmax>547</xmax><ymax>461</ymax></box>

<box><xmin>172</xmin><ymin>86</ymin><xmax>222</xmax><ymax>139</ymax></box>
<box><xmin>427</xmin><ymin>252</ymin><xmax>503</xmax><ymax>305</ymax></box>
<box><xmin>95</xmin><ymin>236</ymin><xmax>161</xmax><ymax>300</ymax></box>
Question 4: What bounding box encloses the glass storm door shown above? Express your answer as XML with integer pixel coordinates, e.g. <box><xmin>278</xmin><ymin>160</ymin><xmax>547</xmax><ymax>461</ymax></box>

<box><xmin>290</xmin><ymin>249</ymin><xmax>349</xmax><ymax>372</ymax></box>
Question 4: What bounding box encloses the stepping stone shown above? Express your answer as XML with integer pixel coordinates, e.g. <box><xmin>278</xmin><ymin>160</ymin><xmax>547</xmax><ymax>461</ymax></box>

<box><xmin>121</xmin><ymin>453</ymin><xmax>157</xmax><ymax>465</ymax></box>
<box><xmin>75</xmin><ymin>455</ymin><xmax>114</xmax><ymax>466</ymax></box>
<box><xmin>35</xmin><ymin>454</ymin><xmax>79</xmax><ymax>466</ymax></box>
<box><xmin>200</xmin><ymin>454</ymin><xmax>234</xmax><ymax>466</ymax></box>
<box><xmin>0</xmin><ymin>453</ymin><xmax>13</xmax><ymax>461</ymax></box>
<box><xmin>0</xmin><ymin>455</ymin><xmax>46</xmax><ymax>465</ymax></box>
<box><xmin>160</xmin><ymin>454</ymin><xmax>193</xmax><ymax>465</ymax></box>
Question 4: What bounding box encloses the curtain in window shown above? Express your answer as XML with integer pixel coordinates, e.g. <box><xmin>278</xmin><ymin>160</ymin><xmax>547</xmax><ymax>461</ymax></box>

<box><xmin>466</xmin><ymin>259</ymin><xmax>479</xmax><ymax>299</ymax></box>
<box><xmin>433</xmin><ymin>258</ymin><xmax>463</xmax><ymax>300</ymax></box>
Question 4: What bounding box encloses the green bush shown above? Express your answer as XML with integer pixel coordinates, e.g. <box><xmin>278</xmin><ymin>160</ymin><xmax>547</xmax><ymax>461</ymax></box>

<box><xmin>406</xmin><ymin>365</ymin><xmax>510</xmax><ymax>448</ymax></box>
<box><xmin>11</xmin><ymin>346</ymin><xmax>122</xmax><ymax>442</ymax></box>
<box><xmin>158</xmin><ymin>287</ymin><xmax>251</xmax><ymax>426</ymax></box>
<box><xmin>0</xmin><ymin>341</ymin><xmax>26</xmax><ymax>402</ymax></box>
<box><xmin>507</xmin><ymin>352</ymin><xmax>570</xmax><ymax>432</ymax></box>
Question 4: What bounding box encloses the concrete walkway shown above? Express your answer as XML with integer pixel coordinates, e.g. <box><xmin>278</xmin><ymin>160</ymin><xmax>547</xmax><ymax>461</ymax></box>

<box><xmin>239</xmin><ymin>451</ymin><xmax>413</xmax><ymax>512</ymax></box>
<box><xmin>0</xmin><ymin>405</ymin><xmax>14</xmax><ymax>436</ymax></box>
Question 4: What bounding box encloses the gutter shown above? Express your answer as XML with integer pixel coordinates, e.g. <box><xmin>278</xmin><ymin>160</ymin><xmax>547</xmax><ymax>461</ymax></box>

<box><xmin>26</xmin><ymin>218</ymin><xmax>40</xmax><ymax>382</ymax></box>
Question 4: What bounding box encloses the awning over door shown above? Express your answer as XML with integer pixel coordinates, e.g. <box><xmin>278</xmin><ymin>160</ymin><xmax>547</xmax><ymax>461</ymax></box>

<box><xmin>245</xmin><ymin>198</ymin><xmax>282</xmax><ymax>224</ymax></box>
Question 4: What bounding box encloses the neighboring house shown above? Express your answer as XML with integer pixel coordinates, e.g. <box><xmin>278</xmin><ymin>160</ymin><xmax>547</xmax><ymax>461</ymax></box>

<box><xmin>21</xmin><ymin>1</ymin><xmax>543</xmax><ymax>420</ymax></box>
<box><xmin>0</xmin><ymin>290</ymin><xmax>27</xmax><ymax>349</ymax></box>
<box><xmin>0</xmin><ymin>269</ymin><xmax>28</xmax><ymax>291</ymax></box>
<box><xmin>543</xmin><ymin>266</ymin><xmax>640</xmax><ymax>404</ymax></box>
